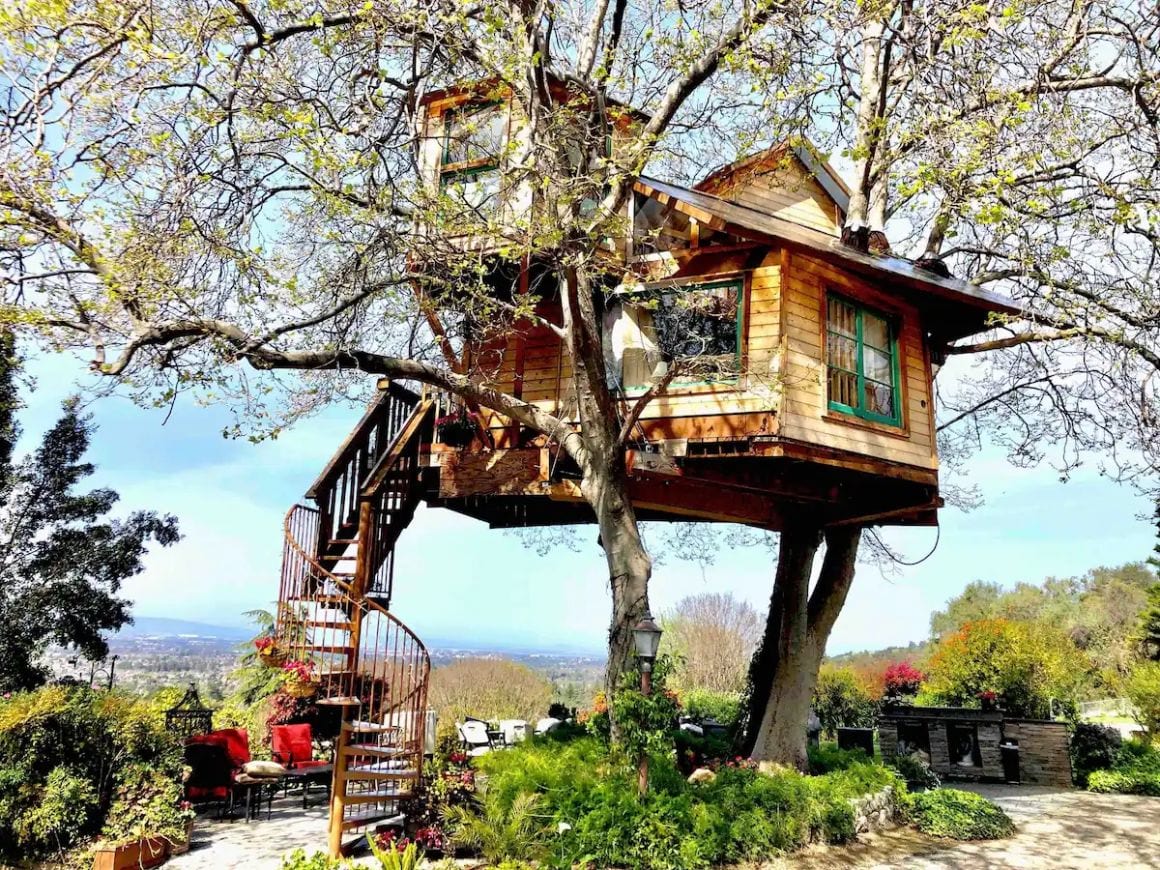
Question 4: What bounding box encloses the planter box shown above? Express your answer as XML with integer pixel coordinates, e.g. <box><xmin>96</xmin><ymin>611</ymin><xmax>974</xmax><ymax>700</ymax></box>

<box><xmin>92</xmin><ymin>836</ymin><xmax>170</xmax><ymax>870</ymax></box>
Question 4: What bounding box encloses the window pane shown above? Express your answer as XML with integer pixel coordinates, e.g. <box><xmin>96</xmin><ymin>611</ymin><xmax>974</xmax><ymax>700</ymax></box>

<box><xmin>827</xmin><ymin>297</ymin><xmax>856</xmax><ymax>337</ymax></box>
<box><xmin>864</xmin><ymin>346</ymin><xmax>893</xmax><ymax>383</ymax></box>
<box><xmin>863</xmin><ymin>312</ymin><xmax>890</xmax><ymax>350</ymax></box>
<box><xmin>827</xmin><ymin>333</ymin><xmax>857</xmax><ymax>372</ymax></box>
<box><xmin>829</xmin><ymin>368</ymin><xmax>857</xmax><ymax>408</ymax></box>
<box><xmin>442</xmin><ymin>169</ymin><xmax>501</xmax><ymax>214</ymax></box>
<box><xmin>445</xmin><ymin>106</ymin><xmax>504</xmax><ymax>166</ymax></box>
<box><xmin>864</xmin><ymin>381</ymin><xmax>894</xmax><ymax>417</ymax></box>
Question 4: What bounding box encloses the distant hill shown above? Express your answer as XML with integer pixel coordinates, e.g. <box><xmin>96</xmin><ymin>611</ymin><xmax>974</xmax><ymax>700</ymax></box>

<box><xmin>115</xmin><ymin>616</ymin><xmax>253</xmax><ymax>641</ymax></box>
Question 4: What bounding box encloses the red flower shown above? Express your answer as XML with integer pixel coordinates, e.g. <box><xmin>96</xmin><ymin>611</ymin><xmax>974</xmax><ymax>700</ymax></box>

<box><xmin>281</xmin><ymin>659</ymin><xmax>315</xmax><ymax>681</ymax></box>
<box><xmin>254</xmin><ymin>637</ymin><xmax>277</xmax><ymax>653</ymax></box>
<box><xmin>883</xmin><ymin>662</ymin><xmax>924</xmax><ymax>696</ymax></box>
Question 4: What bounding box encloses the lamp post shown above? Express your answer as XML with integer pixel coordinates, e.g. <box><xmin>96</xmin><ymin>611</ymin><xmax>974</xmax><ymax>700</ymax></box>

<box><xmin>632</xmin><ymin>612</ymin><xmax>663</xmax><ymax>796</ymax></box>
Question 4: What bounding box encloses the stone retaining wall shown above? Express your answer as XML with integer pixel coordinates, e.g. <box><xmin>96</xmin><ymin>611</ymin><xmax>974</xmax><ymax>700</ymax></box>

<box><xmin>850</xmin><ymin>786</ymin><xmax>898</xmax><ymax>834</ymax></box>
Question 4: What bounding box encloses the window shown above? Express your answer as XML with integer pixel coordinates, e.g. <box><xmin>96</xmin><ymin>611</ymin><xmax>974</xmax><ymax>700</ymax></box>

<box><xmin>948</xmin><ymin>723</ymin><xmax>982</xmax><ymax>768</ymax></box>
<box><xmin>602</xmin><ymin>280</ymin><xmax>741</xmax><ymax>390</ymax></box>
<box><xmin>440</xmin><ymin>104</ymin><xmax>505</xmax><ymax>214</ymax></box>
<box><xmin>826</xmin><ymin>294</ymin><xmax>901</xmax><ymax>426</ymax></box>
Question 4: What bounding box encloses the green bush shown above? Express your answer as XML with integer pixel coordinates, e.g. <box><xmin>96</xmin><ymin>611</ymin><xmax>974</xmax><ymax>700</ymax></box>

<box><xmin>909</xmin><ymin>789</ymin><xmax>1015</xmax><ymax>840</ymax></box>
<box><xmin>1127</xmin><ymin>661</ymin><xmax>1160</xmax><ymax>737</ymax></box>
<box><xmin>461</xmin><ymin>734</ymin><xmax>901</xmax><ymax>869</ymax></box>
<box><xmin>891</xmin><ymin>753</ymin><xmax>941</xmax><ymax>791</ymax></box>
<box><xmin>1070</xmin><ymin>722</ymin><xmax>1122</xmax><ymax>786</ymax></box>
<box><xmin>813</xmin><ymin>667</ymin><xmax>877</xmax><ymax>737</ymax></box>
<box><xmin>0</xmin><ymin>685</ymin><xmax>184</xmax><ymax>861</ymax></box>
<box><xmin>807</xmin><ymin>742</ymin><xmax>870</xmax><ymax>774</ymax></box>
<box><xmin>1086</xmin><ymin>738</ymin><xmax>1160</xmax><ymax>795</ymax></box>
<box><xmin>680</xmin><ymin>689</ymin><xmax>742</xmax><ymax>729</ymax></box>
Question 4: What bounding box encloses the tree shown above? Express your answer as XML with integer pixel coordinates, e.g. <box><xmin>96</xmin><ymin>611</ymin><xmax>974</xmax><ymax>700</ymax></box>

<box><xmin>1139</xmin><ymin>585</ymin><xmax>1160</xmax><ymax>662</ymax></box>
<box><xmin>428</xmin><ymin>658</ymin><xmax>553</xmax><ymax>724</ymax></box>
<box><xmin>812</xmin><ymin>664</ymin><xmax>876</xmax><ymax>737</ymax></box>
<box><xmin>660</xmin><ymin>592</ymin><xmax>761</xmax><ymax>695</ymax></box>
<box><xmin>922</xmin><ymin>618</ymin><xmax>1090</xmax><ymax>719</ymax></box>
<box><xmin>2</xmin><ymin>0</ymin><xmax>1158</xmax><ymax>767</ymax></box>
<box><xmin>0</xmin><ymin>343</ymin><xmax>179</xmax><ymax>691</ymax></box>
<box><xmin>1125</xmin><ymin>661</ymin><xmax>1160</xmax><ymax>738</ymax></box>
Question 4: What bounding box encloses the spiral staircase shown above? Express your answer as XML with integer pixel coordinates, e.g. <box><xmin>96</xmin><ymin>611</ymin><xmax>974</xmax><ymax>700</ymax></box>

<box><xmin>275</xmin><ymin>383</ymin><xmax>433</xmax><ymax>856</ymax></box>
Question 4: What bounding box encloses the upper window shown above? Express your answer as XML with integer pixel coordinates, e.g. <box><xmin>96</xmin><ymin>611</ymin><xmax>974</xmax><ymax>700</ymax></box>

<box><xmin>440</xmin><ymin>104</ymin><xmax>505</xmax><ymax>214</ymax></box>
<box><xmin>826</xmin><ymin>294</ymin><xmax>901</xmax><ymax>426</ymax></box>
<box><xmin>602</xmin><ymin>280</ymin><xmax>741</xmax><ymax>390</ymax></box>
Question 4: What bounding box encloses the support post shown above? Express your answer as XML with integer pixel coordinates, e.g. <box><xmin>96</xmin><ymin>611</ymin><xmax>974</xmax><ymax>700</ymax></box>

<box><xmin>638</xmin><ymin>663</ymin><xmax>652</xmax><ymax>796</ymax></box>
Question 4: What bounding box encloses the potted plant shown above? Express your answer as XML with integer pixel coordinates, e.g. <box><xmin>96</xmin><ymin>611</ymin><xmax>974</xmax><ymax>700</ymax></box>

<box><xmin>93</xmin><ymin>767</ymin><xmax>193</xmax><ymax>870</ymax></box>
<box><xmin>979</xmin><ymin>690</ymin><xmax>999</xmax><ymax>712</ymax></box>
<box><xmin>168</xmin><ymin>802</ymin><xmax>197</xmax><ymax>856</ymax></box>
<box><xmin>282</xmin><ymin>659</ymin><xmax>320</xmax><ymax>698</ymax></box>
<box><xmin>435</xmin><ymin>409</ymin><xmax>479</xmax><ymax>448</ymax></box>
<box><xmin>254</xmin><ymin>635</ymin><xmax>288</xmax><ymax>668</ymax></box>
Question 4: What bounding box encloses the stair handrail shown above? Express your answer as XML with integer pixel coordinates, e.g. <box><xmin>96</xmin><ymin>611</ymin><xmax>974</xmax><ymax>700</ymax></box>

<box><xmin>305</xmin><ymin>381</ymin><xmax>421</xmax><ymax>500</ymax></box>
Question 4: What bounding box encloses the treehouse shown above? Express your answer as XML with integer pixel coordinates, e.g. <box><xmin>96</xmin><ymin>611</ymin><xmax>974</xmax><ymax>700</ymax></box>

<box><xmin>271</xmin><ymin>81</ymin><xmax>1018</xmax><ymax>856</ymax></box>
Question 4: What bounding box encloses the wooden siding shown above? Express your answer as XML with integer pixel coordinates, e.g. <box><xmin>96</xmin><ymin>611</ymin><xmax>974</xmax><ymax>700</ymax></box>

<box><xmin>701</xmin><ymin>156</ymin><xmax>842</xmax><ymax>236</ymax></box>
<box><xmin>777</xmin><ymin>252</ymin><xmax>937</xmax><ymax>471</ymax></box>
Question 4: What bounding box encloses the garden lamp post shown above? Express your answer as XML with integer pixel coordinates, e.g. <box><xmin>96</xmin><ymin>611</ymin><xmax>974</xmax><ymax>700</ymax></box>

<box><xmin>632</xmin><ymin>612</ymin><xmax>663</xmax><ymax>796</ymax></box>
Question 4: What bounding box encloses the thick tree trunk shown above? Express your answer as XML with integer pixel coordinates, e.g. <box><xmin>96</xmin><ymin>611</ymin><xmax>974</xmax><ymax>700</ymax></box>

<box><xmin>742</xmin><ymin>526</ymin><xmax>861</xmax><ymax>770</ymax></box>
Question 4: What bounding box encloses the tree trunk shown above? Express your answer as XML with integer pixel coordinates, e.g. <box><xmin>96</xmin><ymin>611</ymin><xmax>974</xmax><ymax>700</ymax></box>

<box><xmin>742</xmin><ymin>526</ymin><xmax>861</xmax><ymax>770</ymax></box>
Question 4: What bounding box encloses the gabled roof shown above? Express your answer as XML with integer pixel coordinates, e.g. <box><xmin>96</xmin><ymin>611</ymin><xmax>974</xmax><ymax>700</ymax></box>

<box><xmin>633</xmin><ymin>175</ymin><xmax>1019</xmax><ymax>341</ymax></box>
<box><xmin>695</xmin><ymin>140</ymin><xmax>851</xmax><ymax>217</ymax></box>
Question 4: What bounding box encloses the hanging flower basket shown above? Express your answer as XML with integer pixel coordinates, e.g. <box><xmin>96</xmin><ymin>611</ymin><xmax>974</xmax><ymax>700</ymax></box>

<box><xmin>282</xmin><ymin>660</ymin><xmax>319</xmax><ymax>698</ymax></box>
<box><xmin>255</xmin><ymin>637</ymin><xmax>288</xmax><ymax>668</ymax></box>
<box><xmin>436</xmin><ymin>410</ymin><xmax>480</xmax><ymax>448</ymax></box>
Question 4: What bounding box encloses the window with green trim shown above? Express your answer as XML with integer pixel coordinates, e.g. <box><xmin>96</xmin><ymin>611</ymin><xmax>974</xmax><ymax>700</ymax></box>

<box><xmin>826</xmin><ymin>294</ymin><xmax>902</xmax><ymax>426</ymax></box>
<box><xmin>440</xmin><ymin>104</ymin><xmax>505</xmax><ymax>213</ymax></box>
<box><xmin>603</xmin><ymin>280</ymin><xmax>742</xmax><ymax>390</ymax></box>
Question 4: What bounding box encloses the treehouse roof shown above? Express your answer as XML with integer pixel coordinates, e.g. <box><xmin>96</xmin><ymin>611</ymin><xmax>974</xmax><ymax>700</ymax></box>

<box><xmin>695</xmin><ymin>140</ymin><xmax>851</xmax><ymax>217</ymax></box>
<box><xmin>633</xmin><ymin>175</ymin><xmax>1020</xmax><ymax>341</ymax></box>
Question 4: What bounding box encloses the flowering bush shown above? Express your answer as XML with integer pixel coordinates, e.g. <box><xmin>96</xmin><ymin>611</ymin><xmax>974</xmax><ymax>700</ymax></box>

<box><xmin>883</xmin><ymin>662</ymin><xmax>924</xmax><ymax>698</ymax></box>
<box><xmin>254</xmin><ymin>636</ymin><xmax>278</xmax><ymax>654</ymax></box>
<box><xmin>282</xmin><ymin>660</ymin><xmax>316</xmax><ymax>683</ymax></box>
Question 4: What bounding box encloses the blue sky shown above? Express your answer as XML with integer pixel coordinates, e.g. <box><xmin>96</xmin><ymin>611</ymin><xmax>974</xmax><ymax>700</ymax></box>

<box><xmin>23</xmin><ymin>348</ymin><xmax>1156</xmax><ymax>657</ymax></box>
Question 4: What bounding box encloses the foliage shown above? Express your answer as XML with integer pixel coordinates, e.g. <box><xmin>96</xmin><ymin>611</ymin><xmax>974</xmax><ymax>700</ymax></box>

<box><xmin>908</xmin><ymin>789</ymin><xmax>1015</xmax><ymax>840</ymax></box>
<box><xmin>813</xmin><ymin>666</ymin><xmax>878</xmax><ymax>737</ymax></box>
<box><xmin>278</xmin><ymin>849</ymin><xmax>355</xmax><ymax>869</ymax></box>
<box><xmin>429</xmin><ymin>657</ymin><xmax>553</xmax><ymax>725</ymax></box>
<box><xmin>679</xmin><ymin>688</ymin><xmax>742</xmax><ymax>730</ymax></box>
<box><xmin>807</xmin><ymin>742</ymin><xmax>871</xmax><ymax>775</ymax></box>
<box><xmin>369</xmin><ymin>831</ymin><xmax>424</xmax><ymax>870</ymax></box>
<box><xmin>609</xmin><ymin>659</ymin><xmax>682</xmax><ymax>760</ymax></box>
<box><xmin>1138</xmin><ymin>583</ymin><xmax>1160</xmax><ymax>662</ymax></box>
<box><xmin>403</xmin><ymin>739</ymin><xmax>475</xmax><ymax>850</ymax></box>
<box><xmin>443</xmin><ymin>790</ymin><xmax>552</xmax><ymax>865</ymax></box>
<box><xmin>1086</xmin><ymin>739</ymin><xmax>1160</xmax><ymax>796</ymax></box>
<box><xmin>1070</xmin><ymin>723</ymin><xmax>1122</xmax><ymax>787</ymax></box>
<box><xmin>0</xmin><ymin>347</ymin><xmax>179</xmax><ymax>690</ymax></box>
<box><xmin>930</xmin><ymin>566</ymin><xmax>1156</xmax><ymax>692</ymax></box>
<box><xmin>462</xmin><ymin>733</ymin><xmax>902</xmax><ymax>869</ymax></box>
<box><xmin>883</xmin><ymin>662</ymin><xmax>924</xmax><ymax>698</ymax></box>
<box><xmin>0</xmin><ymin>685</ymin><xmax>184</xmax><ymax>860</ymax></box>
<box><xmin>661</xmin><ymin>593</ymin><xmax>761</xmax><ymax>694</ymax></box>
<box><xmin>1126</xmin><ymin>661</ymin><xmax>1160</xmax><ymax>737</ymax></box>
<box><xmin>922</xmin><ymin>619</ymin><xmax>1089</xmax><ymax>718</ymax></box>
<box><xmin>891</xmin><ymin>753</ymin><xmax>941</xmax><ymax>792</ymax></box>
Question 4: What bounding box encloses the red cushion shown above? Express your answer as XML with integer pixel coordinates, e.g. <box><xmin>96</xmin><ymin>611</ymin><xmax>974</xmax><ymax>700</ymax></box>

<box><xmin>271</xmin><ymin>724</ymin><xmax>315</xmax><ymax>768</ymax></box>
<box><xmin>188</xmin><ymin>729</ymin><xmax>251</xmax><ymax>770</ymax></box>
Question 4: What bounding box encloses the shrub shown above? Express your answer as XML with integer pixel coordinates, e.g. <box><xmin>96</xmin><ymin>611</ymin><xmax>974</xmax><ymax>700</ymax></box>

<box><xmin>680</xmin><ymin>688</ymin><xmax>742</xmax><ymax>729</ymax></box>
<box><xmin>891</xmin><ymin>753</ymin><xmax>941</xmax><ymax>791</ymax></box>
<box><xmin>1126</xmin><ymin>661</ymin><xmax>1160</xmax><ymax>737</ymax></box>
<box><xmin>883</xmin><ymin>662</ymin><xmax>924</xmax><ymax>698</ymax></box>
<box><xmin>0</xmin><ymin>685</ymin><xmax>184</xmax><ymax>861</ymax></box>
<box><xmin>909</xmin><ymin>789</ymin><xmax>1015</xmax><ymax>840</ymax></box>
<box><xmin>813</xmin><ymin>666</ymin><xmax>877</xmax><ymax>737</ymax></box>
<box><xmin>1087</xmin><ymin>738</ymin><xmax>1160</xmax><ymax>795</ymax></box>
<box><xmin>1070</xmin><ymin>722</ymin><xmax>1122</xmax><ymax>786</ymax></box>
<box><xmin>807</xmin><ymin>742</ymin><xmax>870</xmax><ymax>774</ymax></box>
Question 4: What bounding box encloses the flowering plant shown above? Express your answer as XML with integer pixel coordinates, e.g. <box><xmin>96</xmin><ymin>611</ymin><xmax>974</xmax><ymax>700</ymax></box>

<box><xmin>978</xmin><ymin>690</ymin><xmax>998</xmax><ymax>703</ymax></box>
<box><xmin>883</xmin><ymin>662</ymin><xmax>924</xmax><ymax>697</ymax></box>
<box><xmin>370</xmin><ymin>829</ymin><xmax>423</xmax><ymax>870</ymax></box>
<box><xmin>254</xmin><ymin>636</ymin><xmax>280</xmax><ymax>654</ymax></box>
<box><xmin>435</xmin><ymin>409</ymin><xmax>479</xmax><ymax>447</ymax></box>
<box><xmin>281</xmin><ymin>660</ymin><xmax>316</xmax><ymax>682</ymax></box>
<box><xmin>412</xmin><ymin>826</ymin><xmax>446</xmax><ymax>851</ymax></box>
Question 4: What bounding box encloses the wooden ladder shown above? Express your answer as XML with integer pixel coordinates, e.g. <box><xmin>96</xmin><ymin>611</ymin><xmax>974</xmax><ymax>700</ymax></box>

<box><xmin>277</xmin><ymin>384</ymin><xmax>434</xmax><ymax>856</ymax></box>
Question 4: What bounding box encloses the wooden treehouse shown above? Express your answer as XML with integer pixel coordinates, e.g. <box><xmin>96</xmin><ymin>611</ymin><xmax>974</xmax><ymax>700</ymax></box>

<box><xmin>274</xmin><ymin>82</ymin><xmax>1017</xmax><ymax>855</ymax></box>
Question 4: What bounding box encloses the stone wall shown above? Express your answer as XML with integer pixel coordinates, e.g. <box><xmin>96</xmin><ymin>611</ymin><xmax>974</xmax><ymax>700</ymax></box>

<box><xmin>850</xmin><ymin>786</ymin><xmax>897</xmax><ymax>834</ymax></box>
<box><xmin>1003</xmin><ymin>720</ymin><xmax>1072</xmax><ymax>787</ymax></box>
<box><xmin>879</xmin><ymin>725</ymin><xmax>898</xmax><ymax>761</ymax></box>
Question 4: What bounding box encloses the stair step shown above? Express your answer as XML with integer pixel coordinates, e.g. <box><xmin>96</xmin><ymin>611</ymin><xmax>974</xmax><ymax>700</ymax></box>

<box><xmin>317</xmin><ymin>696</ymin><xmax>362</xmax><ymax>707</ymax></box>
<box><xmin>344</xmin><ymin>720</ymin><xmax>403</xmax><ymax>735</ymax></box>
<box><xmin>303</xmin><ymin>644</ymin><xmax>355</xmax><ymax>654</ymax></box>
<box><xmin>342</xmin><ymin>788</ymin><xmax>413</xmax><ymax>805</ymax></box>
<box><xmin>343</xmin><ymin>743</ymin><xmax>408</xmax><ymax>759</ymax></box>
<box><xmin>329</xmin><ymin>538</ymin><xmax>359</xmax><ymax>546</ymax></box>
<box><xmin>294</xmin><ymin>594</ymin><xmax>349</xmax><ymax>606</ymax></box>
<box><xmin>343</xmin><ymin>767</ymin><xmax>418</xmax><ymax>782</ymax></box>
<box><xmin>305</xmin><ymin>619</ymin><xmax>353</xmax><ymax>629</ymax></box>
<box><xmin>340</xmin><ymin>810</ymin><xmax>404</xmax><ymax>832</ymax></box>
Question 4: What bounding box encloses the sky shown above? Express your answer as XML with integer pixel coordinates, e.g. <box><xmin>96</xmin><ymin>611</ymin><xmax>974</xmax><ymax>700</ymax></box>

<box><xmin>22</xmin><ymin>347</ymin><xmax>1157</xmax><ymax>658</ymax></box>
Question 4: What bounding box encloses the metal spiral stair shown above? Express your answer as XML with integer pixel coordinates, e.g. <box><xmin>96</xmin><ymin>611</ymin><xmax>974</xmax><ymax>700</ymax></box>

<box><xmin>276</xmin><ymin>385</ymin><xmax>433</xmax><ymax>855</ymax></box>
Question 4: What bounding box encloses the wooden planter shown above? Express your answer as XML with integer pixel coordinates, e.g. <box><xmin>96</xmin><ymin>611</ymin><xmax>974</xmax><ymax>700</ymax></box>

<box><xmin>169</xmin><ymin>820</ymin><xmax>195</xmax><ymax>856</ymax></box>
<box><xmin>92</xmin><ymin>836</ymin><xmax>170</xmax><ymax>870</ymax></box>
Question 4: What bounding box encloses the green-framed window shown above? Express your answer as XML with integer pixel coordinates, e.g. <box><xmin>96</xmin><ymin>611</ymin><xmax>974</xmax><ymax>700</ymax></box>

<box><xmin>604</xmin><ymin>279</ymin><xmax>743</xmax><ymax>390</ymax></box>
<box><xmin>439</xmin><ymin>103</ymin><xmax>505</xmax><ymax>212</ymax></box>
<box><xmin>826</xmin><ymin>294</ymin><xmax>902</xmax><ymax>426</ymax></box>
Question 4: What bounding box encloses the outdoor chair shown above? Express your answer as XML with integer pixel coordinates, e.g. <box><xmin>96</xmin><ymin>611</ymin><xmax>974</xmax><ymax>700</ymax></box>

<box><xmin>271</xmin><ymin>723</ymin><xmax>330</xmax><ymax>770</ymax></box>
<box><xmin>184</xmin><ymin>727</ymin><xmax>253</xmax><ymax>815</ymax></box>
<box><xmin>499</xmin><ymin>719</ymin><xmax>528</xmax><ymax>745</ymax></box>
<box><xmin>534</xmin><ymin>717</ymin><xmax>562</xmax><ymax>735</ymax></box>
<box><xmin>457</xmin><ymin>719</ymin><xmax>494</xmax><ymax>756</ymax></box>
